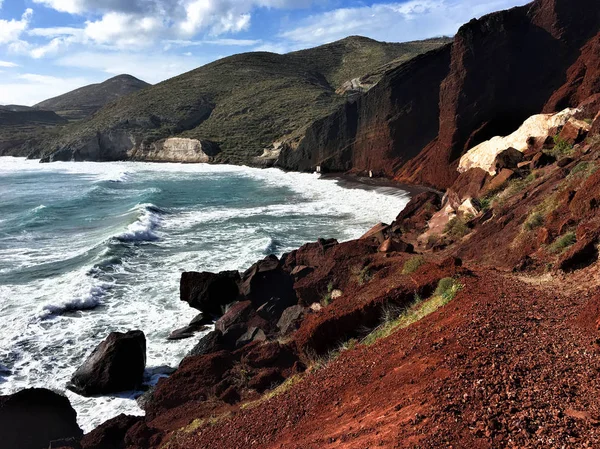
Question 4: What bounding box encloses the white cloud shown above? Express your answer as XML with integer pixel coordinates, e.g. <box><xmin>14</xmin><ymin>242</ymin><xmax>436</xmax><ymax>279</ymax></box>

<box><xmin>164</xmin><ymin>38</ymin><xmax>262</xmax><ymax>47</ymax></box>
<box><xmin>0</xmin><ymin>60</ymin><xmax>18</xmax><ymax>67</ymax></box>
<box><xmin>0</xmin><ymin>73</ymin><xmax>95</xmax><ymax>105</ymax></box>
<box><xmin>280</xmin><ymin>0</ymin><xmax>531</xmax><ymax>46</ymax></box>
<box><xmin>55</xmin><ymin>51</ymin><xmax>210</xmax><ymax>83</ymax></box>
<box><xmin>0</xmin><ymin>9</ymin><xmax>33</xmax><ymax>45</ymax></box>
<box><xmin>28</xmin><ymin>27</ymin><xmax>83</xmax><ymax>38</ymax></box>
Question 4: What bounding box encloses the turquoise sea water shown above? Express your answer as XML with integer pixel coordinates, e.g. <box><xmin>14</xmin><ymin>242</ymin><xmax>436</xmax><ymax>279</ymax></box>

<box><xmin>0</xmin><ymin>157</ymin><xmax>409</xmax><ymax>431</ymax></box>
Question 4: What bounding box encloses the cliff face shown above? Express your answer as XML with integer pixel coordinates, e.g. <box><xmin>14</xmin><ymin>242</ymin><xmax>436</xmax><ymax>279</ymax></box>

<box><xmin>397</xmin><ymin>0</ymin><xmax>600</xmax><ymax>188</ymax></box>
<box><xmin>280</xmin><ymin>0</ymin><xmax>600</xmax><ymax>189</ymax></box>
<box><xmin>277</xmin><ymin>46</ymin><xmax>452</xmax><ymax>176</ymax></box>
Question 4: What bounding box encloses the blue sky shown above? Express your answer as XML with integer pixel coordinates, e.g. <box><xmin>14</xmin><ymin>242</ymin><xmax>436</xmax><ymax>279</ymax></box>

<box><xmin>0</xmin><ymin>0</ymin><xmax>530</xmax><ymax>105</ymax></box>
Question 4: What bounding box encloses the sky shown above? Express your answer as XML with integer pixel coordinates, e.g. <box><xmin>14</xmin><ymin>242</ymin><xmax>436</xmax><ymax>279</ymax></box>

<box><xmin>0</xmin><ymin>0</ymin><xmax>531</xmax><ymax>106</ymax></box>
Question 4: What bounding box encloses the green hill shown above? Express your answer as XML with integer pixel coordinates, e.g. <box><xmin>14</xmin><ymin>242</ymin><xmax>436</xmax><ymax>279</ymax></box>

<box><xmin>34</xmin><ymin>36</ymin><xmax>452</xmax><ymax>164</ymax></box>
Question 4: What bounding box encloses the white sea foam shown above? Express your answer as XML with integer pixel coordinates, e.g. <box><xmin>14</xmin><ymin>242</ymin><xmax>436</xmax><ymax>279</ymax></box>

<box><xmin>115</xmin><ymin>203</ymin><xmax>162</xmax><ymax>242</ymax></box>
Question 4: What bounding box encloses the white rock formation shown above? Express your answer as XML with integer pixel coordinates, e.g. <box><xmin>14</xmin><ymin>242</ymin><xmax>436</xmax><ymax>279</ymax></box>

<box><xmin>137</xmin><ymin>138</ymin><xmax>218</xmax><ymax>163</ymax></box>
<box><xmin>458</xmin><ymin>108</ymin><xmax>579</xmax><ymax>175</ymax></box>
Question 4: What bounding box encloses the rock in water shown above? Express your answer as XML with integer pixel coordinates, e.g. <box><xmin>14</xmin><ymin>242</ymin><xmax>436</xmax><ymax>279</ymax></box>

<box><xmin>69</xmin><ymin>330</ymin><xmax>146</xmax><ymax>396</ymax></box>
<box><xmin>180</xmin><ymin>271</ymin><xmax>241</xmax><ymax>316</ymax></box>
<box><xmin>0</xmin><ymin>388</ymin><xmax>83</xmax><ymax>449</ymax></box>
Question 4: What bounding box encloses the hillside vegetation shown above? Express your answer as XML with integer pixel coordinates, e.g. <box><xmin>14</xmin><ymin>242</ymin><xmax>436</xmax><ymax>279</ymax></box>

<box><xmin>34</xmin><ymin>74</ymin><xmax>150</xmax><ymax>121</ymax></box>
<box><xmin>33</xmin><ymin>36</ymin><xmax>451</xmax><ymax>163</ymax></box>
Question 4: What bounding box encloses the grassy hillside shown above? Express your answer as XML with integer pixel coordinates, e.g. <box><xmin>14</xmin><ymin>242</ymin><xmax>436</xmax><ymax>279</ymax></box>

<box><xmin>38</xmin><ymin>36</ymin><xmax>452</xmax><ymax>164</ymax></box>
<box><xmin>34</xmin><ymin>74</ymin><xmax>150</xmax><ymax>121</ymax></box>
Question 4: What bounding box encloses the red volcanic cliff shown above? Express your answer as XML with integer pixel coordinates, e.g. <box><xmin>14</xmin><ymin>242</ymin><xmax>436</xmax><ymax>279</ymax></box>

<box><xmin>279</xmin><ymin>0</ymin><xmax>600</xmax><ymax>189</ymax></box>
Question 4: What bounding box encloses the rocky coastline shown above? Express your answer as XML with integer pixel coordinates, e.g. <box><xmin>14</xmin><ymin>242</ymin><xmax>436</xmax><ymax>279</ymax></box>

<box><xmin>2</xmin><ymin>0</ymin><xmax>600</xmax><ymax>447</ymax></box>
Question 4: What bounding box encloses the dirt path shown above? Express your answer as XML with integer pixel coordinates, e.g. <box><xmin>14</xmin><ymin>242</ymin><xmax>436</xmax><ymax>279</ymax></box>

<box><xmin>175</xmin><ymin>268</ymin><xmax>600</xmax><ymax>448</ymax></box>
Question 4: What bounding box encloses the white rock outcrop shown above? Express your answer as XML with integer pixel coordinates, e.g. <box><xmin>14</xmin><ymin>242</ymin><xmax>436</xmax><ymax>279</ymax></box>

<box><xmin>137</xmin><ymin>138</ymin><xmax>219</xmax><ymax>163</ymax></box>
<box><xmin>458</xmin><ymin>108</ymin><xmax>579</xmax><ymax>175</ymax></box>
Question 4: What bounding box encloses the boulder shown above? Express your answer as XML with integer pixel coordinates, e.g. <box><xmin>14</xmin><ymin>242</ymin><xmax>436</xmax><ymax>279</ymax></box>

<box><xmin>531</xmin><ymin>151</ymin><xmax>556</xmax><ymax>168</ymax></box>
<box><xmin>216</xmin><ymin>301</ymin><xmax>255</xmax><ymax>333</ymax></box>
<box><xmin>236</xmin><ymin>327</ymin><xmax>267</xmax><ymax>349</ymax></box>
<box><xmin>377</xmin><ymin>238</ymin><xmax>414</xmax><ymax>254</ymax></box>
<box><xmin>449</xmin><ymin>168</ymin><xmax>491</xmax><ymax>202</ymax></box>
<box><xmin>290</xmin><ymin>265</ymin><xmax>313</xmax><ymax>281</ymax></box>
<box><xmin>0</xmin><ymin>388</ymin><xmax>83</xmax><ymax>449</ymax></box>
<box><xmin>557</xmin><ymin>157</ymin><xmax>575</xmax><ymax>168</ymax></box>
<box><xmin>558</xmin><ymin>118</ymin><xmax>591</xmax><ymax>145</ymax></box>
<box><xmin>277</xmin><ymin>305</ymin><xmax>307</xmax><ymax>335</ymax></box>
<box><xmin>80</xmin><ymin>414</ymin><xmax>142</xmax><ymax>449</ymax></box>
<box><xmin>167</xmin><ymin>324</ymin><xmax>209</xmax><ymax>341</ymax></box>
<box><xmin>360</xmin><ymin>223</ymin><xmax>389</xmax><ymax>244</ymax></box>
<box><xmin>180</xmin><ymin>271</ymin><xmax>240</xmax><ymax>316</ymax></box>
<box><xmin>187</xmin><ymin>330</ymin><xmax>224</xmax><ymax>358</ymax></box>
<box><xmin>281</xmin><ymin>238</ymin><xmax>338</xmax><ymax>271</ymax></box>
<box><xmin>483</xmin><ymin>168</ymin><xmax>516</xmax><ymax>194</ymax></box>
<box><xmin>69</xmin><ymin>331</ymin><xmax>146</xmax><ymax>396</ymax></box>
<box><xmin>240</xmin><ymin>255</ymin><xmax>296</xmax><ymax>309</ymax></box>
<box><xmin>494</xmin><ymin>147</ymin><xmax>524</xmax><ymax>172</ymax></box>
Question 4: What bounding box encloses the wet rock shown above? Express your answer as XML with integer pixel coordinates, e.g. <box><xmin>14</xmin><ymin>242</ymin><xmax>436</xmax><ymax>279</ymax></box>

<box><xmin>0</xmin><ymin>388</ymin><xmax>83</xmax><ymax>449</ymax></box>
<box><xmin>241</xmin><ymin>255</ymin><xmax>296</xmax><ymax>309</ymax></box>
<box><xmin>187</xmin><ymin>330</ymin><xmax>224</xmax><ymax>357</ymax></box>
<box><xmin>180</xmin><ymin>271</ymin><xmax>241</xmax><ymax>316</ymax></box>
<box><xmin>69</xmin><ymin>331</ymin><xmax>146</xmax><ymax>396</ymax></box>
<box><xmin>277</xmin><ymin>305</ymin><xmax>308</xmax><ymax>335</ymax></box>
<box><xmin>80</xmin><ymin>414</ymin><xmax>142</xmax><ymax>449</ymax></box>
<box><xmin>236</xmin><ymin>327</ymin><xmax>267</xmax><ymax>349</ymax></box>
<box><xmin>167</xmin><ymin>324</ymin><xmax>209</xmax><ymax>341</ymax></box>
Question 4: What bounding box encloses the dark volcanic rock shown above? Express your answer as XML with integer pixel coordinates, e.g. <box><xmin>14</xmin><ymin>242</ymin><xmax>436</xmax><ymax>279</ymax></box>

<box><xmin>277</xmin><ymin>305</ymin><xmax>308</xmax><ymax>336</ymax></box>
<box><xmin>240</xmin><ymin>255</ymin><xmax>296</xmax><ymax>309</ymax></box>
<box><xmin>494</xmin><ymin>148</ymin><xmax>524</xmax><ymax>172</ymax></box>
<box><xmin>187</xmin><ymin>330</ymin><xmax>224</xmax><ymax>357</ymax></box>
<box><xmin>216</xmin><ymin>301</ymin><xmax>255</xmax><ymax>333</ymax></box>
<box><xmin>0</xmin><ymin>388</ymin><xmax>83</xmax><ymax>449</ymax></box>
<box><xmin>69</xmin><ymin>331</ymin><xmax>146</xmax><ymax>396</ymax></box>
<box><xmin>80</xmin><ymin>414</ymin><xmax>142</xmax><ymax>449</ymax></box>
<box><xmin>180</xmin><ymin>271</ymin><xmax>241</xmax><ymax>316</ymax></box>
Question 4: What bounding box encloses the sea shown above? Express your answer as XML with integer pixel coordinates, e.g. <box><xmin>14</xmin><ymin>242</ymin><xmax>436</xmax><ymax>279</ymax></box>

<box><xmin>0</xmin><ymin>157</ymin><xmax>409</xmax><ymax>432</ymax></box>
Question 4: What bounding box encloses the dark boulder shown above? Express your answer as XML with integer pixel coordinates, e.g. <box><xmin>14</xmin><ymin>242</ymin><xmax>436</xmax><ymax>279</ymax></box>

<box><xmin>69</xmin><ymin>331</ymin><xmax>146</xmax><ymax>396</ymax></box>
<box><xmin>277</xmin><ymin>305</ymin><xmax>308</xmax><ymax>336</ymax></box>
<box><xmin>187</xmin><ymin>330</ymin><xmax>224</xmax><ymax>357</ymax></box>
<box><xmin>167</xmin><ymin>324</ymin><xmax>209</xmax><ymax>341</ymax></box>
<box><xmin>180</xmin><ymin>271</ymin><xmax>240</xmax><ymax>316</ymax></box>
<box><xmin>80</xmin><ymin>414</ymin><xmax>142</xmax><ymax>449</ymax></box>
<box><xmin>0</xmin><ymin>388</ymin><xmax>83</xmax><ymax>449</ymax></box>
<box><xmin>281</xmin><ymin>238</ymin><xmax>339</xmax><ymax>271</ymax></box>
<box><xmin>494</xmin><ymin>147</ymin><xmax>524</xmax><ymax>172</ymax></box>
<box><xmin>236</xmin><ymin>327</ymin><xmax>267</xmax><ymax>349</ymax></box>
<box><xmin>240</xmin><ymin>255</ymin><xmax>296</xmax><ymax>309</ymax></box>
<box><xmin>215</xmin><ymin>301</ymin><xmax>255</xmax><ymax>333</ymax></box>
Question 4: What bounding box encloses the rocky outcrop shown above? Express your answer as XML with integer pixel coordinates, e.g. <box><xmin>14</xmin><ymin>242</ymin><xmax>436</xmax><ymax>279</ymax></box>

<box><xmin>180</xmin><ymin>271</ymin><xmax>241</xmax><ymax>317</ymax></box>
<box><xmin>458</xmin><ymin>108</ymin><xmax>578</xmax><ymax>174</ymax></box>
<box><xmin>0</xmin><ymin>388</ymin><xmax>83</xmax><ymax>449</ymax></box>
<box><xmin>130</xmin><ymin>138</ymin><xmax>220</xmax><ymax>162</ymax></box>
<box><xmin>69</xmin><ymin>331</ymin><xmax>146</xmax><ymax>396</ymax></box>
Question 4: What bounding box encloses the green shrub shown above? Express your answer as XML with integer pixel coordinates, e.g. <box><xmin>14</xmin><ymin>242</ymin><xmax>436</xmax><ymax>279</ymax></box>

<box><xmin>549</xmin><ymin>135</ymin><xmax>574</xmax><ymax>158</ymax></box>
<box><xmin>444</xmin><ymin>217</ymin><xmax>470</xmax><ymax>239</ymax></box>
<box><xmin>523</xmin><ymin>212</ymin><xmax>544</xmax><ymax>231</ymax></box>
<box><xmin>548</xmin><ymin>232</ymin><xmax>576</xmax><ymax>254</ymax></box>
<box><xmin>434</xmin><ymin>277</ymin><xmax>464</xmax><ymax>303</ymax></box>
<box><xmin>321</xmin><ymin>282</ymin><xmax>334</xmax><ymax>306</ymax></box>
<box><xmin>402</xmin><ymin>256</ymin><xmax>426</xmax><ymax>275</ymax></box>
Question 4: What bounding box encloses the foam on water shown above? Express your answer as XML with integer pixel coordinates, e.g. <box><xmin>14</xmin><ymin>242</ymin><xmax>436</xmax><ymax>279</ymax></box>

<box><xmin>0</xmin><ymin>157</ymin><xmax>410</xmax><ymax>431</ymax></box>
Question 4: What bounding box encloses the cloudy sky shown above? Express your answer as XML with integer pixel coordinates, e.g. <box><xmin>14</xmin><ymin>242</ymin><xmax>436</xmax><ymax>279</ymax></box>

<box><xmin>0</xmin><ymin>0</ymin><xmax>530</xmax><ymax>105</ymax></box>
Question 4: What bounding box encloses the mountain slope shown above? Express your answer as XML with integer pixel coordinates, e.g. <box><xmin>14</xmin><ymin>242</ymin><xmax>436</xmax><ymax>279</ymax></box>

<box><xmin>34</xmin><ymin>74</ymin><xmax>151</xmax><ymax>121</ymax></box>
<box><xmin>33</xmin><ymin>37</ymin><xmax>451</xmax><ymax>164</ymax></box>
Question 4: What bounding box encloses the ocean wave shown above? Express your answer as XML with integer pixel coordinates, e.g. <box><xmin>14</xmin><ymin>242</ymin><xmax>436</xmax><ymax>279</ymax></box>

<box><xmin>115</xmin><ymin>203</ymin><xmax>164</xmax><ymax>243</ymax></box>
<box><xmin>38</xmin><ymin>283</ymin><xmax>110</xmax><ymax>318</ymax></box>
